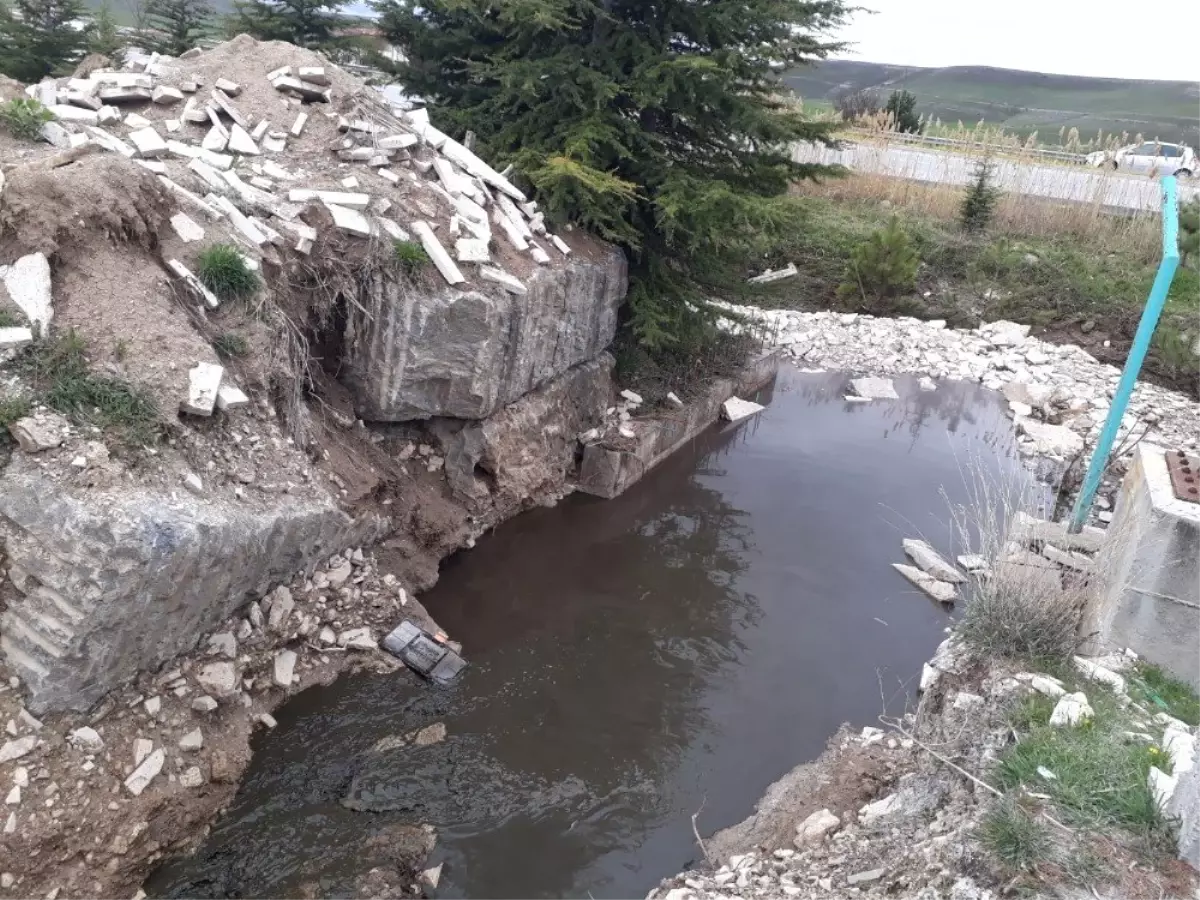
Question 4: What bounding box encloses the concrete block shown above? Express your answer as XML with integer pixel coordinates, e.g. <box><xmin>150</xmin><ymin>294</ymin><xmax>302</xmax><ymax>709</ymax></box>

<box><xmin>377</xmin><ymin>168</ymin><xmax>400</xmax><ymax>184</ymax></box>
<box><xmin>262</xmin><ymin>132</ymin><xmax>286</xmax><ymax>153</ymax></box>
<box><xmin>550</xmin><ymin>234</ymin><xmax>571</xmax><ymax>256</ymax></box>
<box><xmin>152</xmin><ymin>85</ymin><xmax>184</xmax><ymax>105</ymax></box>
<box><xmin>287</xmin><ymin>189</ymin><xmax>370</xmax><ymax>209</ymax></box>
<box><xmin>39</xmin><ymin>121</ymin><xmax>72</xmax><ymax>149</ymax></box>
<box><xmin>124</xmin><ymin>112</ymin><xmax>153</xmax><ymax>129</ymax></box>
<box><xmin>454</xmin><ymin>238</ymin><xmax>490</xmax><ymax>263</ymax></box>
<box><xmin>375</xmin><ymin>218</ymin><xmax>410</xmax><ymax>242</ymax></box>
<box><xmin>528</xmin><ymin>241</ymin><xmax>551</xmax><ymax>265</ymax></box>
<box><xmin>379</xmin><ymin>133</ymin><xmax>418</xmax><ymax>151</ymax></box>
<box><xmin>748</xmin><ymin>263</ymin><xmax>798</xmax><ymax>284</ymax></box>
<box><xmin>169</xmin><ymin>212</ymin><xmax>204</xmax><ymax>243</ymax></box>
<box><xmin>721</xmin><ymin>396</ymin><xmax>765</xmax><ymax>423</ymax></box>
<box><xmin>1171</xmin><ymin>743</ymin><xmax>1200</xmax><ymax>869</ymax></box>
<box><xmin>480</xmin><ymin>265</ymin><xmax>525</xmax><ymax>295</ymax></box>
<box><xmin>166</xmin><ymin>258</ymin><xmax>220</xmax><ymax>308</ymax></box>
<box><xmin>97</xmin><ymin>105</ymin><xmax>121</xmax><ymax>124</ymax></box>
<box><xmin>128</xmin><ymin>126</ymin><xmax>168</xmax><ymax>158</ymax></box>
<box><xmin>891</xmin><ymin>562</ymin><xmax>957</xmax><ymax>604</ymax></box>
<box><xmin>63</xmin><ymin>90</ymin><xmax>101</xmax><ymax>111</ymax></box>
<box><xmin>164</xmin><ymin>119</ymin><xmax>181</xmax><ymax>132</ymax></box>
<box><xmin>340</xmin><ymin>175</ymin><xmax>359</xmax><ymax>189</ymax></box>
<box><xmin>297</xmin><ymin>66</ymin><xmax>329</xmax><ymax>85</ymax></box>
<box><xmin>49</xmin><ymin>104</ymin><xmax>98</xmax><ymax>124</ymax></box>
<box><xmin>289</xmin><ymin>112</ymin><xmax>308</xmax><ymax>136</ymax></box>
<box><xmin>1082</xmin><ymin>444</ymin><xmax>1200</xmax><ymax>688</ymax></box>
<box><xmin>97</xmin><ymin>86</ymin><xmax>152</xmax><ymax>104</ymax></box>
<box><xmin>201</xmin><ymin>125</ymin><xmax>228</xmax><ymax>152</ymax></box>
<box><xmin>124</xmin><ymin>748</ymin><xmax>163</xmax><ymax>796</ymax></box>
<box><xmin>271</xmin><ymin>76</ymin><xmax>330</xmax><ymax>102</ymax></box>
<box><xmin>902</xmin><ymin>539</ymin><xmax>967</xmax><ymax>583</ymax></box>
<box><xmin>210</xmin><ymin>196</ymin><xmax>267</xmax><ymax>246</ymax></box>
<box><xmin>210</xmin><ymin>88</ymin><xmax>248</xmax><ymax>127</ymax></box>
<box><xmin>213</xmin><ymin>78</ymin><xmax>241</xmax><ymax>96</ymax></box>
<box><xmin>251</xmin><ymin>119</ymin><xmax>270</xmax><ymax>141</ymax></box>
<box><xmin>181</xmin><ymin>362</ymin><xmax>224</xmax><ymax>416</ymax></box>
<box><xmin>136</xmin><ymin>159</ymin><xmax>166</xmax><ymax>174</ymax></box>
<box><xmin>325</xmin><ymin>203</ymin><xmax>372</xmax><ymax>237</ymax></box>
<box><xmin>187</xmin><ymin>157</ymin><xmax>229</xmax><ymax>192</ymax></box>
<box><xmin>158</xmin><ymin>177</ymin><xmax>225</xmax><ymax>221</ymax></box>
<box><xmin>493</xmin><ymin>208</ymin><xmax>528</xmax><ymax>251</ymax></box>
<box><xmin>0</xmin><ymin>327</ymin><xmax>34</xmax><ymax>349</ymax></box>
<box><xmin>411</xmin><ymin>221</ymin><xmax>465</xmax><ymax>286</ymax></box>
<box><xmin>266</xmin><ymin>65</ymin><xmax>292</xmax><ymax>81</ymax></box>
<box><xmin>226</xmin><ymin>123</ymin><xmax>259</xmax><ymax>155</ymax></box>
<box><xmin>90</xmin><ymin>72</ymin><xmax>153</xmax><ymax>89</ymax></box>
<box><xmin>0</xmin><ymin>252</ymin><xmax>53</xmax><ymax>333</ymax></box>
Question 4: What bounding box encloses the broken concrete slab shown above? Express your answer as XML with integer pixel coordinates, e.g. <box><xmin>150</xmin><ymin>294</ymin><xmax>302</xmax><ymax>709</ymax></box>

<box><xmin>200</xmin><ymin>125</ymin><xmax>228</xmax><ymax>152</ymax></box>
<box><xmin>287</xmin><ymin>189</ymin><xmax>369</xmax><ymax>209</ymax></box>
<box><xmin>375</xmin><ymin>218</ymin><xmax>409</xmax><ymax>242</ymax></box>
<box><xmin>297</xmin><ymin>66</ymin><xmax>329</xmax><ymax>85</ymax></box>
<box><xmin>97</xmin><ymin>86</ymin><xmax>152</xmax><ymax>104</ymax></box>
<box><xmin>0</xmin><ymin>252</ymin><xmax>53</xmax><ymax>333</ymax></box>
<box><xmin>213</xmin><ymin>78</ymin><xmax>241</xmax><ymax>96</ymax></box>
<box><xmin>181</xmin><ymin>362</ymin><xmax>224</xmax><ymax>416</ymax></box>
<box><xmin>493</xmin><ymin>209</ymin><xmax>529</xmax><ymax>251</ymax></box>
<box><xmin>215</xmin><ymin>382</ymin><xmax>249</xmax><ymax>411</ymax></box>
<box><xmin>209</xmin><ymin>88</ymin><xmax>248</xmax><ymax>127</ymax></box>
<box><xmin>378</xmin><ymin>133</ymin><xmax>418</xmax><ymax>151</ymax></box>
<box><xmin>480</xmin><ymin>265</ymin><xmax>526</xmax><ymax>294</ymax></box>
<box><xmin>1010</xmin><ymin>511</ymin><xmax>1105</xmax><ymax>553</ymax></box>
<box><xmin>455</xmin><ymin>238</ymin><xmax>490</xmax><ymax>263</ymax></box>
<box><xmin>272</xmin><ymin>650</ymin><xmax>297</xmax><ymax>687</ymax></box>
<box><xmin>226</xmin><ymin>123</ymin><xmax>260</xmax><ymax>155</ymax></box>
<box><xmin>1049</xmin><ymin>691</ymin><xmax>1093</xmax><ymax>727</ymax></box>
<box><xmin>289</xmin><ymin>112</ymin><xmax>308</xmax><ymax>136</ymax></box>
<box><xmin>167</xmin><ymin>259</ymin><xmax>220</xmax><ymax>309</ymax></box>
<box><xmin>39</xmin><ymin>120</ymin><xmax>72</xmax><ymax>149</ymax></box>
<box><xmin>748</xmin><ymin>262</ymin><xmax>798</xmax><ymax>284</ymax></box>
<box><xmin>127</xmin><ymin>126</ymin><xmax>168</xmax><ymax>158</ymax></box>
<box><xmin>892</xmin><ymin>563</ymin><xmax>957</xmax><ymax>604</ymax></box>
<box><xmin>411</xmin><ymin>220</ymin><xmax>465</xmax><ymax>286</ymax></box>
<box><xmin>849</xmin><ymin>376</ymin><xmax>899</xmax><ymax>401</ymax></box>
<box><xmin>325</xmin><ymin>203</ymin><xmax>372</xmax><ymax>237</ymax></box>
<box><xmin>1016</xmin><ymin>417</ymin><xmax>1084</xmax><ymax>458</ymax></box>
<box><xmin>0</xmin><ymin>327</ymin><xmax>34</xmax><ymax>350</ymax></box>
<box><xmin>902</xmin><ymin>539</ymin><xmax>967</xmax><ymax>584</ymax></box>
<box><xmin>721</xmin><ymin>396</ymin><xmax>765</xmax><ymax>424</ymax></box>
<box><xmin>550</xmin><ymin>234</ymin><xmax>571</xmax><ymax>256</ymax></box>
<box><xmin>151</xmin><ymin>85</ymin><xmax>184</xmax><ymax>105</ymax></box>
<box><xmin>123</xmin><ymin>112</ymin><xmax>153</xmax><ymax>129</ymax></box>
<box><xmin>271</xmin><ymin>75</ymin><xmax>331</xmax><ymax>102</ymax></box>
<box><xmin>158</xmin><ymin>176</ymin><xmax>225</xmax><ymax>221</ymax></box>
<box><xmin>48</xmin><ymin>104</ymin><xmax>99</xmax><ymax>124</ymax></box>
<box><xmin>124</xmin><ymin>748</ymin><xmax>164</xmax><ymax>796</ymax></box>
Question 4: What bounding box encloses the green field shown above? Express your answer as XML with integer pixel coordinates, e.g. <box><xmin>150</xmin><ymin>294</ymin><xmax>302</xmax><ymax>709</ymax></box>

<box><xmin>783</xmin><ymin>60</ymin><xmax>1200</xmax><ymax>146</ymax></box>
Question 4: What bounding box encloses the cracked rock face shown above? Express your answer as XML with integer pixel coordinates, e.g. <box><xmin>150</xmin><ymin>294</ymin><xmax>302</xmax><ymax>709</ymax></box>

<box><xmin>344</xmin><ymin>246</ymin><xmax>626</xmax><ymax>421</ymax></box>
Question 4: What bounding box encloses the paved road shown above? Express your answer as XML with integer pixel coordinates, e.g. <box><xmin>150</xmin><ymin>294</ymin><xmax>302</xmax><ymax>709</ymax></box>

<box><xmin>792</xmin><ymin>142</ymin><xmax>1199</xmax><ymax>213</ymax></box>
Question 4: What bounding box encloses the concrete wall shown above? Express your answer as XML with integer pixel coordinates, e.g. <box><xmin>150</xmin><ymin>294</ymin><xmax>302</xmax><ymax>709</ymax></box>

<box><xmin>1171</xmin><ymin>744</ymin><xmax>1200</xmax><ymax>871</ymax></box>
<box><xmin>577</xmin><ymin>350</ymin><xmax>781</xmax><ymax>499</ymax></box>
<box><xmin>0</xmin><ymin>462</ymin><xmax>381</xmax><ymax>713</ymax></box>
<box><xmin>1081</xmin><ymin>443</ymin><xmax>1200</xmax><ymax>689</ymax></box>
<box><xmin>344</xmin><ymin>245</ymin><xmax>627</xmax><ymax>422</ymax></box>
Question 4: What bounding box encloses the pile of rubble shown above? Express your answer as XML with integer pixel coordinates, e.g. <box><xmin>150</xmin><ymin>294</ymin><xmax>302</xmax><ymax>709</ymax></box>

<box><xmin>891</xmin><ymin>513</ymin><xmax>1106</xmax><ymax>607</ymax></box>
<box><xmin>0</xmin><ymin>543</ymin><xmax>448</xmax><ymax>898</ymax></box>
<box><xmin>24</xmin><ymin>37</ymin><xmax>573</xmax><ymax>298</ymax></box>
<box><xmin>652</xmin><ymin>636</ymin><xmax>1198</xmax><ymax>900</ymax></box>
<box><xmin>715</xmin><ymin>305</ymin><xmax>1200</xmax><ymax>470</ymax></box>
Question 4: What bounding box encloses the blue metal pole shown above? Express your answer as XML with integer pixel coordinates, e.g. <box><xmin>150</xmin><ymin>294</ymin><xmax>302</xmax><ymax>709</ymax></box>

<box><xmin>1068</xmin><ymin>176</ymin><xmax>1181</xmax><ymax>532</ymax></box>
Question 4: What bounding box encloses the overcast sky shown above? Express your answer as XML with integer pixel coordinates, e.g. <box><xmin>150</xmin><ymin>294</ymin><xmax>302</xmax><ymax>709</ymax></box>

<box><xmin>830</xmin><ymin>0</ymin><xmax>1200</xmax><ymax>82</ymax></box>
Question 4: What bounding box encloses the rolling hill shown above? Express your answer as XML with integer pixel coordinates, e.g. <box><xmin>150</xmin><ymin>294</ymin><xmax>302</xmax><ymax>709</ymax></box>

<box><xmin>783</xmin><ymin>60</ymin><xmax>1199</xmax><ymax>146</ymax></box>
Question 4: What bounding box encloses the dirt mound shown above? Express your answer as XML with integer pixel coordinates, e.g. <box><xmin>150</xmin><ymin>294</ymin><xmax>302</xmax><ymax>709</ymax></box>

<box><xmin>0</xmin><ymin>151</ymin><xmax>169</xmax><ymax>259</ymax></box>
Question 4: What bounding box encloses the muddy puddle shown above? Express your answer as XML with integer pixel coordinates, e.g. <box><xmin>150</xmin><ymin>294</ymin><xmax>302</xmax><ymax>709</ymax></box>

<box><xmin>149</xmin><ymin>368</ymin><xmax>1027</xmax><ymax>899</ymax></box>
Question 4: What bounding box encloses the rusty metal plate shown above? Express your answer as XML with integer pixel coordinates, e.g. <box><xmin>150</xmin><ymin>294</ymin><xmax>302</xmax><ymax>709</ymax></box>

<box><xmin>1165</xmin><ymin>450</ymin><xmax>1200</xmax><ymax>503</ymax></box>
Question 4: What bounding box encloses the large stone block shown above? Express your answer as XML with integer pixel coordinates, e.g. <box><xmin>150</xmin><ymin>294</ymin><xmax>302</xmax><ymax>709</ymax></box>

<box><xmin>344</xmin><ymin>244</ymin><xmax>626</xmax><ymax>421</ymax></box>
<box><xmin>1081</xmin><ymin>443</ymin><xmax>1200</xmax><ymax>689</ymax></box>
<box><xmin>0</xmin><ymin>461</ymin><xmax>382</xmax><ymax>712</ymax></box>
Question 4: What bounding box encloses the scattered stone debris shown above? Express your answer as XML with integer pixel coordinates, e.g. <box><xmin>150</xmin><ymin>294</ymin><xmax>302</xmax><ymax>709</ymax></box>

<box><xmin>891</xmin><ymin>562</ymin><xmax>957</xmax><ymax>604</ymax></box>
<box><xmin>720</xmin><ymin>396</ymin><xmax>765</xmax><ymax>424</ymax></box>
<box><xmin>901</xmin><ymin>539</ymin><xmax>967</xmax><ymax>584</ymax></box>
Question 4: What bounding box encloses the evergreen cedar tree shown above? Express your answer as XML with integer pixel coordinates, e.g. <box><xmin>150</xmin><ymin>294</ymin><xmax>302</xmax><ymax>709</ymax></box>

<box><xmin>377</xmin><ymin>0</ymin><xmax>851</xmax><ymax>350</ymax></box>
<box><xmin>228</xmin><ymin>0</ymin><xmax>343</xmax><ymax>48</ymax></box>
<box><xmin>144</xmin><ymin>0</ymin><xmax>213</xmax><ymax>57</ymax></box>
<box><xmin>0</xmin><ymin>0</ymin><xmax>90</xmax><ymax>82</ymax></box>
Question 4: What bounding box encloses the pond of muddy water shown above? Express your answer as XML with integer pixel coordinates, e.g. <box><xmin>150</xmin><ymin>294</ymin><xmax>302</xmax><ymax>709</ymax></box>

<box><xmin>150</xmin><ymin>367</ymin><xmax>1025</xmax><ymax>899</ymax></box>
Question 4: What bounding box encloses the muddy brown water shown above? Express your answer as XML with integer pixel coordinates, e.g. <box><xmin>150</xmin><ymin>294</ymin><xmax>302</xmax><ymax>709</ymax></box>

<box><xmin>149</xmin><ymin>367</ymin><xmax>1028</xmax><ymax>900</ymax></box>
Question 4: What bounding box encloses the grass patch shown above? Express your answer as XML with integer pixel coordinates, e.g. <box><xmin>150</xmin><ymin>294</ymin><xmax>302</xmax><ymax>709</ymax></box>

<box><xmin>0</xmin><ymin>395</ymin><xmax>32</xmax><ymax>448</ymax></box>
<box><xmin>980</xmin><ymin>797</ymin><xmax>1055</xmax><ymax>874</ymax></box>
<box><xmin>196</xmin><ymin>244</ymin><xmax>260</xmax><ymax>301</ymax></box>
<box><xmin>212</xmin><ymin>331</ymin><xmax>250</xmax><ymax>359</ymax></box>
<box><xmin>1127</xmin><ymin>662</ymin><xmax>1200</xmax><ymax>726</ymax></box>
<box><xmin>393</xmin><ymin>239</ymin><xmax>430</xmax><ymax>273</ymax></box>
<box><xmin>18</xmin><ymin>330</ymin><xmax>161</xmax><ymax>447</ymax></box>
<box><xmin>996</xmin><ymin>686</ymin><xmax>1164</xmax><ymax>832</ymax></box>
<box><xmin>957</xmin><ymin>567</ymin><xmax>1084</xmax><ymax>667</ymax></box>
<box><xmin>0</xmin><ymin>98</ymin><xmax>53</xmax><ymax>141</ymax></box>
<box><xmin>0</xmin><ymin>307</ymin><xmax>26</xmax><ymax>328</ymax></box>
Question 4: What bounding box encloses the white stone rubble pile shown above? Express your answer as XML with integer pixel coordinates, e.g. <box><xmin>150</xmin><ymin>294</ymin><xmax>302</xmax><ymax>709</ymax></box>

<box><xmin>715</xmin><ymin>305</ymin><xmax>1200</xmax><ymax>468</ymax></box>
<box><xmin>24</xmin><ymin>43</ymin><xmax>573</xmax><ymax>300</ymax></box>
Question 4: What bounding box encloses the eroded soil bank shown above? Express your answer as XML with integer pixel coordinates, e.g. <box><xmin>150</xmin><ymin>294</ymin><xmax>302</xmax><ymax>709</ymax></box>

<box><xmin>148</xmin><ymin>368</ymin><xmax>1027</xmax><ymax>899</ymax></box>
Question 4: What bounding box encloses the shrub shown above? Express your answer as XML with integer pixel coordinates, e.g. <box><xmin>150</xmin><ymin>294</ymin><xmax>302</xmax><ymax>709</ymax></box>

<box><xmin>0</xmin><ymin>99</ymin><xmax>53</xmax><ymax>141</ymax></box>
<box><xmin>980</xmin><ymin>798</ymin><xmax>1054</xmax><ymax>874</ymax></box>
<box><xmin>0</xmin><ymin>307</ymin><xmax>25</xmax><ymax>327</ymax></box>
<box><xmin>885</xmin><ymin>89</ymin><xmax>921</xmax><ymax>134</ymax></box>
<box><xmin>958</xmin><ymin>564</ymin><xmax>1083</xmax><ymax>665</ymax></box>
<box><xmin>0</xmin><ymin>396</ymin><xmax>32</xmax><ymax>444</ymax></box>
<box><xmin>832</xmin><ymin>87</ymin><xmax>882</xmax><ymax>122</ymax></box>
<box><xmin>393</xmin><ymin>239</ymin><xmax>429</xmax><ymax>273</ymax></box>
<box><xmin>212</xmin><ymin>332</ymin><xmax>250</xmax><ymax>359</ymax></box>
<box><xmin>1179</xmin><ymin>196</ymin><xmax>1198</xmax><ymax>266</ymax></box>
<box><xmin>196</xmin><ymin>244</ymin><xmax>259</xmax><ymax>300</ymax></box>
<box><xmin>961</xmin><ymin>157</ymin><xmax>1001</xmax><ymax>233</ymax></box>
<box><xmin>837</xmin><ymin>216</ymin><xmax>919</xmax><ymax>302</ymax></box>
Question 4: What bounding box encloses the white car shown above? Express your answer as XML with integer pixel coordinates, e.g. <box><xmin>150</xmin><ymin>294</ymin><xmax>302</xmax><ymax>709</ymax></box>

<box><xmin>1087</xmin><ymin>142</ymin><xmax>1195</xmax><ymax>177</ymax></box>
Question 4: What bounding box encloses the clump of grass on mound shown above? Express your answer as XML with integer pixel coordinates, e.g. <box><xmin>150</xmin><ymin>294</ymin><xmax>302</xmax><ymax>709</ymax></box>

<box><xmin>0</xmin><ymin>98</ymin><xmax>53</xmax><ymax>141</ymax></box>
<box><xmin>20</xmin><ymin>329</ymin><xmax>161</xmax><ymax>447</ymax></box>
<box><xmin>196</xmin><ymin>244</ymin><xmax>260</xmax><ymax>300</ymax></box>
<box><xmin>212</xmin><ymin>331</ymin><xmax>250</xmax><ymax>359</ymax></box>
<box><xmin>957</xmin><ymin>565</ymin><xmax>1084</xmax><ymax>667</ymax></box>
<box><xmin>980</xmin><ymin>797</ymin><xmax>1055</xmax><ymax>875</ymax></box>
<box><xmin>997</xmin><ymin>687</ymin><xmax>1164</xmax><ymax>833</ymax></box>
<box><xmin>393</xmin><ymin>239</ymin><xmax>429</xmax><ymax>273</ymax></box>
<box><xmin>0</xmin><ymin>396</ymin><xmax>32</xmax><ymax>447</ymax></box>
<box><xmin>0</xmin><ymin>307</ymin><xmax>26</xmax><ymax>327</ymax></box>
